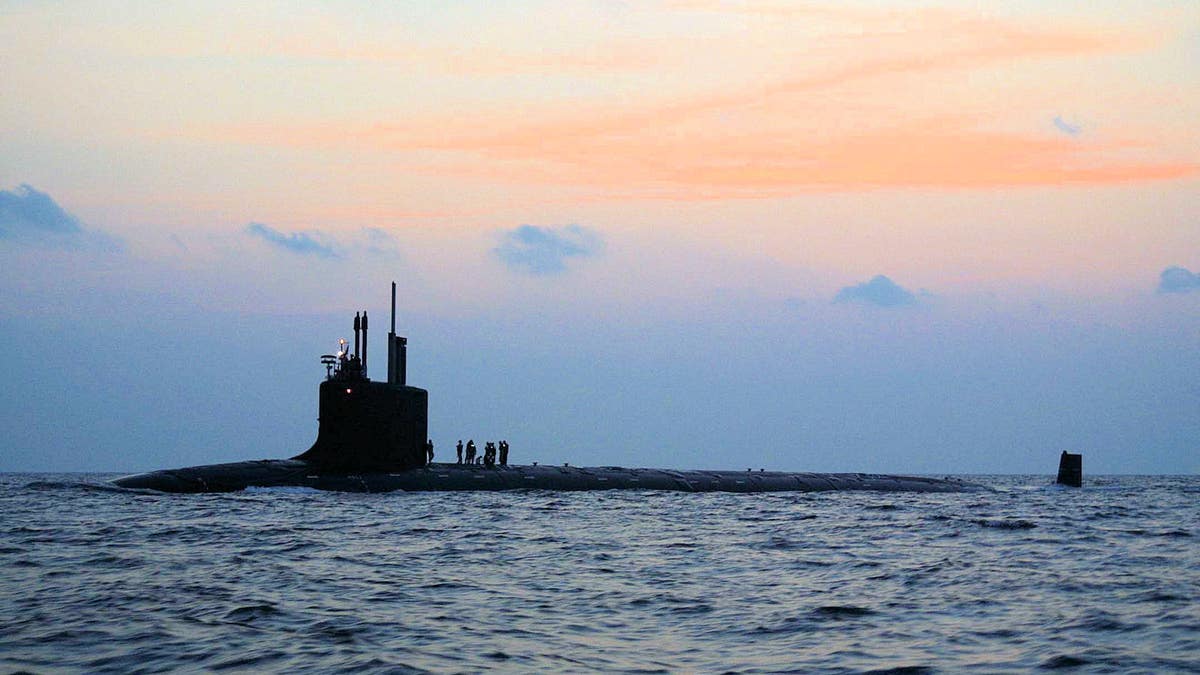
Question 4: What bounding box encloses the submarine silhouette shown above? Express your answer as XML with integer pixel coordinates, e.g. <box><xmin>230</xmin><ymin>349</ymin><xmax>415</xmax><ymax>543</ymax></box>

<box><xmin>114</xmin><ymin>284</ymin><xmax>983</xmax><ymax>494</ymax></box>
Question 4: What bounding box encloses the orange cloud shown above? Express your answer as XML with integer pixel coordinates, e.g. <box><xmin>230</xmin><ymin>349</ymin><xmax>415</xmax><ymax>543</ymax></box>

<box><xmin>370</xmin><ymin>119</ymin><xmax>1197</xmax><ymax>196</ymax></box>
<box><xmin>187</xmin><ymin>8</ymin><xmax>1193</xmax><ymax>199</ymax></box>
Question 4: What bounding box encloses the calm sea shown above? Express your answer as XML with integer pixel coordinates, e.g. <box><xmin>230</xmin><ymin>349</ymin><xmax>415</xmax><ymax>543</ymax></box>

<box><xmin>1</xmin><ymin>473</ymin><xmax>1196</xmax><ymax>673</ymax></box>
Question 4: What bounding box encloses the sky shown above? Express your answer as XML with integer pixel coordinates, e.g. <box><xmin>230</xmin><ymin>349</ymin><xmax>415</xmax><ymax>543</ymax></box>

<box><xmin>1</xmin><ymin>0</ymin><xmax>1197</xmax><ymax>475</ymax></box>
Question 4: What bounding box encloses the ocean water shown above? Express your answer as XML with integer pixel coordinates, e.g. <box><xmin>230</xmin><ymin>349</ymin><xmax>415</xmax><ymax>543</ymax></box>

<box><xmin>1</xmin><ymin>474</ymin><xmax>1196</xmax><ymax>673</ymax></box>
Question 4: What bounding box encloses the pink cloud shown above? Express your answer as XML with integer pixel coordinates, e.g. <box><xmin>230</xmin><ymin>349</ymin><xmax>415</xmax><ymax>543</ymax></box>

<box><xmin>184</xmin><ymin>8</ymin><xmax>1193</xmax><ymax>199</ymax></box>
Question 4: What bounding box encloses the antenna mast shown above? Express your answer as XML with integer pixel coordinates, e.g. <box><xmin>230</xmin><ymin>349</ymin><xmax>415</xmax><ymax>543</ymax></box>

<box><xmin>388</xmin><ymin>282</ymin><xmax>402</xmax><ymax>385</ymax></box>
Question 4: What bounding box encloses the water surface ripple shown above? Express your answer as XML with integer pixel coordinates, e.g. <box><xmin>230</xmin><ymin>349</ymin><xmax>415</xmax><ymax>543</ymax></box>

<box><xmin>1</xmin><ymin>474</ymin><xmax>1197</xmax><ymax>673</ymax></box>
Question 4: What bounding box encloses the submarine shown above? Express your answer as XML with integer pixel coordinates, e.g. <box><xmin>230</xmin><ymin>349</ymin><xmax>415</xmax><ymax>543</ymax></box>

<box><xmin>114</xmin><ymin>284</ymin><xmax>984</xmax><ymax>494</ymax></box>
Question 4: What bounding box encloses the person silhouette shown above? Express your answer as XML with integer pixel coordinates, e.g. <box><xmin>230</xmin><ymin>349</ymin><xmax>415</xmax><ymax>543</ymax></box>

<box><xmin>456</xmin><ymin>440</ymin><xmax>464</xmax><ymax>465</ymax></box>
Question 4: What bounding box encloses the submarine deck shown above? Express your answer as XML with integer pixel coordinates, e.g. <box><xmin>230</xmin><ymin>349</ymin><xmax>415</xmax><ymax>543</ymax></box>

<box><xmin>113</xmin><ymin>460</ymin><xmax>984</xmax><ymax>494</ymax></box>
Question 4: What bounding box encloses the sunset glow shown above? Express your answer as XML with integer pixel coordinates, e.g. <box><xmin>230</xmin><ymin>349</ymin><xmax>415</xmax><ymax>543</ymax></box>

<box><xmin>1</xmin><ymin>1</ymin><xmax>1197</xmax><ymax>474</ymax></box>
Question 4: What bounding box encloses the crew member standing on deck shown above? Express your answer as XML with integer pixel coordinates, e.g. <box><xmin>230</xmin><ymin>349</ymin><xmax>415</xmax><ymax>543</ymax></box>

<box><xmin>456</xmin><ymin>440</ymin><xmax>463</xmax><ymax>465</ymax></box>
<box><xmin>425</xmin><ymin>439</ymin><xmax>434</xmax><ymax>464</ymax></box>
<box><xmin>466</xmin><ymin>439</ymin><xmax>476</xmax><ymax>464</ymax></box>
<box><xmin>499</xmin><ymin>440</ymin><xmax>508</xmax><ymax>466</ymax></box>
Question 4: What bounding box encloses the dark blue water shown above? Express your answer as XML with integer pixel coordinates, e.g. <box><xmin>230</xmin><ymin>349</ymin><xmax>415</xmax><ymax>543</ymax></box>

<box><xmin>1</xmin><ymin>474</ymin><xmax>1196</xmax><ymax>673</ymax></box>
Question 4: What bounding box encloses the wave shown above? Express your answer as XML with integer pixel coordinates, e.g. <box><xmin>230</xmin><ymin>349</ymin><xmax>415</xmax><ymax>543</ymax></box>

<box><xmin>23</xmin><ymin>480</ymin><xmax>151</xmax><ymax>495</ymax></box>
<box><xmin>242</xmin><ymin>485</ymin><xmax>323</xmax><ymax>495</ymax></box>
<box><xmin>970</xmin><ymin>518</ymin><xmax>1038</xmax><ymax>529</ymax></box>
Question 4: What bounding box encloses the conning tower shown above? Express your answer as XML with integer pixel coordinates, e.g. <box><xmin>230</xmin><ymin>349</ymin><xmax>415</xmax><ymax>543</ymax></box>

<box><xmin>296</xmin><ymin>283</ymin><xmax>429</xmax><ymax>471</ymax></box>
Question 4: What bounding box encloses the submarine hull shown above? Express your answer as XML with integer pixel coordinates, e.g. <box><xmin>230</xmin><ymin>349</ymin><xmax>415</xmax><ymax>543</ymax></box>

<box><xmin>113</xmin><ymin>461</ymin><xmax>985</xmax><ymax>494</ymax></box>
<box><xmin>116</xmin><ymin>288</ymin><xmax>988</xmax><ymax>496</ymax></box>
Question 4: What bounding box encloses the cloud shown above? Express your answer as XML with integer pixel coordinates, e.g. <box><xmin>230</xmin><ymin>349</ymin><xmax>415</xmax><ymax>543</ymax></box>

<box><xmin>1158</xmin><ymin>266</ymin><xmax>1200</xmax><ymax>294</ymax></box>
<box><xmin>194</xmin><ymin>10</ymin><xmax>1196</xmax><ymax>203</ymax></box>
<box><xmin>494</xmin><ymin>225</ymin><xmax>603</xmax><ymax>275</ymax></box>
<box><xmin>0</xmin><ymin>184</ymin><xmax>125</xmax><ymax>252</ymax></box>
<box><xmin>1053</xmin><ymin>116</ymin><xmax>1082</xmax><ymax>136</ymax></box>
<box><xmin>245</xmin><ymin>222</ymin><xmax>337</xmax><ymax>258</ymax></box>
<box><xmin>0</xmin><ymin>184</ymin><xmax>82</xmax><ymax>236</ymax></box>
<box><xmin>362</xmin><ymin>227</ymin><xmax>400</xmax><ymax>257</ymax></box>
<box><xmin>834</xmin><ymin>275</ymin><xmax>917</xmax><ymax>307</ymax></box>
